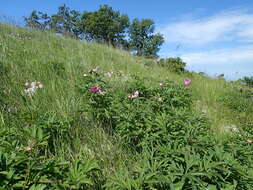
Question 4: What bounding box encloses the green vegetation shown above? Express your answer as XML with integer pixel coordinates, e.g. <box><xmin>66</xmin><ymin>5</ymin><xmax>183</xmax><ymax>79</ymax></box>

<box><xmin>129</xmin><ymin>19</ymin><xmax>164</xmax><ymax>58</ymax></box>
<box><xmin>158</xmin><ymin>57</ymin><xmax>187</xmax><ymax>73</ymax></box>
<box><xmin>0</xmin><ymin>23</ymin><xmax>253</xmax><ymax>189</ymax></box>
<box><xmin>24</xmin><ymin>4</ymin><xmax>164</xmax><ymax>58</ymax></box>
<box><xmin>239</xmin><ymin>76</ymin><xmax>253</xmax><ymax>88</ymax></box>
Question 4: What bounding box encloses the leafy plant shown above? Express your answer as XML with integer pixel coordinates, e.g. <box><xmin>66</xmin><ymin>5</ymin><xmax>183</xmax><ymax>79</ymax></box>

<box><xmin>158</xmin><ymin>57</ymin><xmax>187</xmax><ymax>74</ymax></box>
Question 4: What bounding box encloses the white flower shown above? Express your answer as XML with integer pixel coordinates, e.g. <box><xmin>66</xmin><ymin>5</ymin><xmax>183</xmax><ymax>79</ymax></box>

<box><xmin>24</xmin><ymin>87</ymin><xmax>37</xmax><ymax>96</ymax></box>
<box><xmin>25</xmin><ymin>82</ymin><xmax>30</xmax><ymax>87</ymax></box>
<box><xmin>24</xmin><ymin>81</ymin><xmax>43</xmax><ymax>96</ymax></box>
<box><xmin>224</xmin><ymin>125</ymin><xmax>239</xmax><ymax>132</ymax></box>
<box><xmin>128</xmin><ymin>91</ymin><xmax>139</xmax><ymax>99</ymax></box>
<box><xmin>105</xmin><ymin>71</ymin><xmax>113</xmax><ymax>78</ymax></box>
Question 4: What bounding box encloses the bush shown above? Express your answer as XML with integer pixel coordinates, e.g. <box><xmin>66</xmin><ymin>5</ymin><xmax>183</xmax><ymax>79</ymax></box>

<box><xmin>158</xmin><ymin>57</ymin><xmax>187</xmax><ymax>73</ymax></box>
<box><xmin>78</xmin><ymin>71</ymin><xmax>253</xmax><ymax>189</ymax></box>
<box><xmin>239</xmin><ymin>76</ymin><xmax>253</xmax><ymax>87</ymax></box>
<box><xmin>79</xmin><ymin>73</ymin><xmax>193</xmax><ymax>147</ymax></box>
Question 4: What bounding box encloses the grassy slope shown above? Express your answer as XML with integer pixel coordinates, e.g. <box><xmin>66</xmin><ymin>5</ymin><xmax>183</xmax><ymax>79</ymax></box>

<box><xmin>1</xmin><ymin>24</ymin><xmax>252</xmax><ymax>186</ymax></box>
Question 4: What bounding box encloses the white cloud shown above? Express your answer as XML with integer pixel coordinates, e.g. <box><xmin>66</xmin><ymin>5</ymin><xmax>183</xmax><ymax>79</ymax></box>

<box><xmin>159</xmin><ymin>10</ymin><xmax>253</xmax><ymax>45</ymax></box>
<box><xmin>181</xmin><ymin>45</ymin><xmax>253</xmax><ymax>66</ymax></box>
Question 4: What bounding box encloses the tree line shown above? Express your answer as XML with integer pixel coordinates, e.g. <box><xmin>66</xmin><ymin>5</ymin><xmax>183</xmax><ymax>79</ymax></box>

<box><xmin>24</xmin><ymin>4</ymin><xmax>164</xmax><ymax>58</ymax></box>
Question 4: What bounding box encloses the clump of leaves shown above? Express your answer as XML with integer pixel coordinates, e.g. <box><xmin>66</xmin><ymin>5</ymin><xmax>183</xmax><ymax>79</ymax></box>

<box><xmin>158</xmin><ymin>57</ymin><xmax>187</xmax><ymax>74</ymax></box>
<box><xmin>0</xmin><ymin>111</ymin><xmax>102</xmax><ymax>189</ymax></box>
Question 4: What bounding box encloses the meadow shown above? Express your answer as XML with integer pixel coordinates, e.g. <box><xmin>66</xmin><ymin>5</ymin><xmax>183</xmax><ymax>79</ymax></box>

<box><xmin>0</xmin><ymin>23</ymin><xmax>253</xmax><ymax>189</ymax></box>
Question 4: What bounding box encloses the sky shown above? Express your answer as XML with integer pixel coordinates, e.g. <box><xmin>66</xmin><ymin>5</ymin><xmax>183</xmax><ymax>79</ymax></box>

<box><xmin>1</xmin><ymin>0</ymin><xmax>253</xmax><ymax>80</ymax></box>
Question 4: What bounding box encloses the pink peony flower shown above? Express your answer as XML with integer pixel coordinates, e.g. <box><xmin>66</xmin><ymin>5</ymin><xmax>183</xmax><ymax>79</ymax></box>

<box><xmin>183</xmin><ymin>79</ymin><xmax>191</xmax><ymax>86</ymax></box>
<box><xmin>30</xmin><ymin>82</ymin><xmax>37</xmax><ymax>87</ymax></box>
<box><xmin>88</xmin><ymin>66</ymin><xmax>99</xmax><ymax>73</ymax></box>
<box><xmin>128</xmin><ymin>91</ymin><xmax>139</xmax><ymax>99</ymax></box>
<box><xmin>90</xmin><ymin>86</ymin><xmax>103</xmax><ymax>94</ymax></box>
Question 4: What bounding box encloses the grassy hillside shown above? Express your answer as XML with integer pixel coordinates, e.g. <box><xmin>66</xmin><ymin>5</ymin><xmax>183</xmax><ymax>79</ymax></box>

<box><xmin>0</xmin><ymin>23</ymin><xmax>253</xmax><ymax>189</ymax></box>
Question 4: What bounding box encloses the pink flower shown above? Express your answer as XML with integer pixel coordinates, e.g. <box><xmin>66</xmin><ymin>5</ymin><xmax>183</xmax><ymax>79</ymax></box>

<box><xmin>90</xmin><ymin>86</ymin><xmax>102</xmax><ymax>93</ymax></box>
<box><xmin>183</xmin><ymin>79</ymin><xmax>191</xmax><ymax>86</ymax></box>
<box><xmin>128</xmin><ymin>91</ymin><xmax>139</xmax><ymax>99</ymax></box>
<box><xmin>88</xmin><ymin>66</ymin><xmax>99</xmax><ymax>73</ymax></box>
<box><xmin>31</xmin><ymin>82</ymin><xmax>37</xmax><ymax>87</ymax></box>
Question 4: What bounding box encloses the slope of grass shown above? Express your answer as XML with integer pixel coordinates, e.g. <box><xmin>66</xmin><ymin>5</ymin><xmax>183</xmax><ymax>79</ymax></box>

<box><xmin>0</xmin><ymin>23</ymin><xmax>253</xmax><ymax>189</ymax></box>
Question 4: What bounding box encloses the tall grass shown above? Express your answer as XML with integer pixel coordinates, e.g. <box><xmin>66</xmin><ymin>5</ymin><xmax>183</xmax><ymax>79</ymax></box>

<box><xmin>0</xmin><ymin>23</ymin><xmax>252</xmax><ymax>189</ymax></box>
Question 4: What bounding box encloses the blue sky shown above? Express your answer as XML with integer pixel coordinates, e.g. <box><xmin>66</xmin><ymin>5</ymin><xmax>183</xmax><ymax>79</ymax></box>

<box><xmin>1</xmin><ymin>0</ymin><xmax>253</xmax><ymax>79</ymax></box>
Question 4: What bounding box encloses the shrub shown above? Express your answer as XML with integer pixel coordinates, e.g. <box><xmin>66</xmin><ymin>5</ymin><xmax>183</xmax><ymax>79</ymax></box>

<box><xmin>239</xmin><ymin>76</ymin><xmax>253</xmax><ymax>87</ymax></box>
<box><xmin>158</xmin><ymin>57</ymin><xmax>187</xmax><ymax>73</ymax></box>
<box><xmin>79</xmin><ymin>73</ymin><xmax>194</xmax><ymax>147</ymax></box>
<box><xmin>78</xmin><ymin>72</ymin><xmax>253</xmax><ymax>189</ymax></box>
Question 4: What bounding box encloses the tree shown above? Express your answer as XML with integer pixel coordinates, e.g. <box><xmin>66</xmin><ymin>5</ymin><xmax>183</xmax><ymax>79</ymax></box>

<box><xmin>239</xmin><ymin>76</ymin><xmax>253</xmax><ymax>87</ymax></box>
<box><xmin>50</xmin><ymin>4</ymin><xmax>82</xmax><ymax>39</ymax></box>
<box><xmin>158</xmin><ymin>57</ymin><xmax>186</xmax><ymax>73</ymax></box>
<box><xmin>80</xmin><ymin>5</ymin><xmax>129</xmax><ymax>46</ymax></box>
<box><xmin>24</xmin><ymin>10</ymin><xmax>50</xmax><ymax>30</ymax></box>
<box><xmin>129</xmin><ymin>18</ymin><xmax>164</xmax><ymax>58</ymax></box>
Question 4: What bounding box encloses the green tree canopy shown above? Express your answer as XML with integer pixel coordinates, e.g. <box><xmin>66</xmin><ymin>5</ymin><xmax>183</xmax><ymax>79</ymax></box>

<box><xmin>24</xmin><ymin>10</ymin><xmax>50</xmax><ymax>30</ymax></box>
<box><xmin>80</xmin><ymin>5</ymin><xmax>129</xmax><ymax>46</ymax></box>
<box><xmin>129</xmin><ymin>18</ymin><xmax>164</xmax><ymax>58</ymax></box>
<box><xmin>50</xmin><ymin>4</ymin><xmax>82</xmax><ymax>39</ymax></box>
<box><xmin>158</xmin><ymin>57</ymin><xmax>187</xmax><ymax>73</ymax></box>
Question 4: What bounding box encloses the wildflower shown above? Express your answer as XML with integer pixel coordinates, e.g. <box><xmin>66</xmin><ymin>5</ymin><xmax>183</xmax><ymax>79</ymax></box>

<box><xmin>88</xmin><ymin>66</ymin><xmax>99</xmax><ymax>73</ymax></box>
<box><xmin>24</xmin><ymin>86</ymin><xmax>37</xmax><ymax>96</ymax></box>
<box><xmin>83</xmin><ymin>74</ymin><xmax>87</xmax><ymax>77</ymax></box>
<box><xmin>183</xmin><ymin>79</ymin><xmax>191</xmax><ymax>86</ymax></box>
<box><xmin>24</xmin><ymin>81</ymin><xmax>43</xmax><ymax>96</ymax></box>
<box><xmin>155</xmin><ymin>97</ymin><xmax>163</xmax><ymax>102</ymax></box>
<box><xmin>31</xmin><ymin>82</ymin><xmax>37</xmax><ymax>87</ymax></box>
<box><xmin>224</xmin><ymin>125</ymin><xmax>239</xmax><ymax>133</ymax></box>
<box><xmin>246</xmin><ymin>139</ymin><xmax>253</xmax><ymax>143</ymax></box>
<box><xmin>98</xmin><ymin>90</ymin><xmax>106</xmax><ymax>95</ymax></box>
<box><xmin>105</xmin><ymin>71</ymin><xmax>113</xmax><ymax>78</ymax></box>
<box><xmin>25</xmin><ymin>82</ymin><xmax>30</xmax><ymax>87</ymax></box>
<box><xmin>90</xmin><ymin>86</ymin><xmax>102</xmax><ymax>93</ymax></box>
<box><xmin>159</xmin><ymin>82</ymin><xmax>165</xmax><ymax>87</ymax></box>
<box><xmin>38</xmin><ymin>84</ymin><xmax>43</xmax><ymax>88</ymax></box>
<box><xmin>5</xmin><ymin>107</ymin><xmax>16</xmax><ymax>113</ymax></box>
<box><xmin>23</xmin><ymin>145</ymin><xmax>34</xmax><ymax>152</ymax></box>
<box><xmin>37</xmin><ymin>82</ymin><xmax>43</xmax><ymax>88</ymax></box>
<box><xmin>128</xmin><ymin>91</ymin><xmax>139</xmax><ymax>99</ymax></box>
